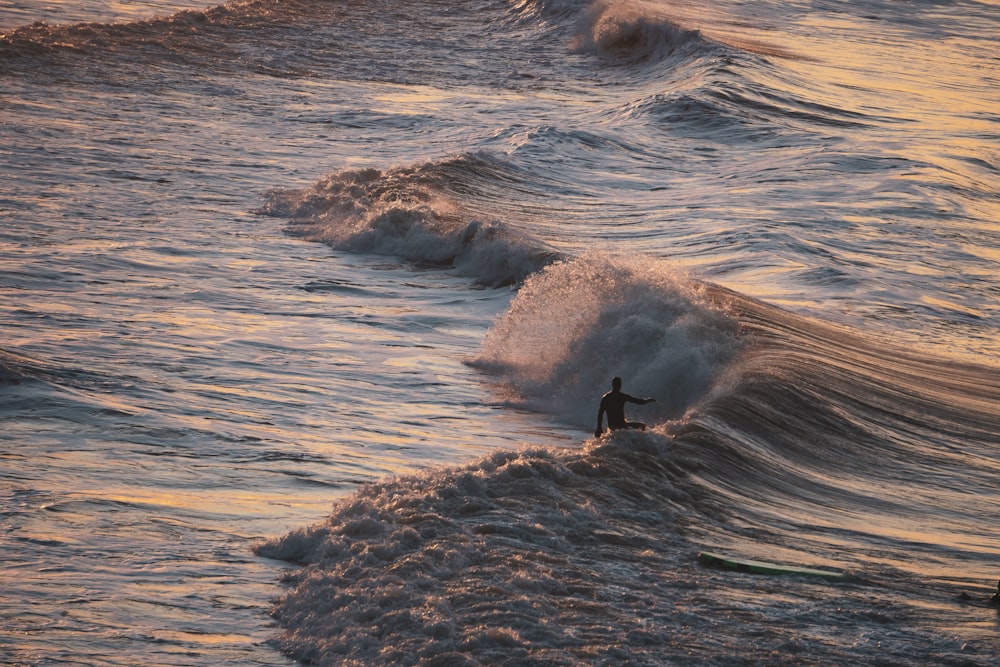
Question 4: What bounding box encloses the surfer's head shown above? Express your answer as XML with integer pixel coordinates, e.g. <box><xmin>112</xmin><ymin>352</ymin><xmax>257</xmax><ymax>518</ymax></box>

<box><xmin>612</xmin><ymin>376</ymin><xmax>622</xmax><ymax>390</ymax></box>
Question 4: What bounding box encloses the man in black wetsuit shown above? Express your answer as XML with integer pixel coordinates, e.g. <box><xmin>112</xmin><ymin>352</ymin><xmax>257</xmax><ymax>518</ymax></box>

<box><xmin>594</xmin><ymin>376</ymin><xmax>656</xmax><ymax>438</ymax></box>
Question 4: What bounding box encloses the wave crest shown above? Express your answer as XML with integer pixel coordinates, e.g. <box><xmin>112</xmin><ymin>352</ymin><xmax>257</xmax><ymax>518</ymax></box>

<box><xmin>471</xmin><ymin>255</ymin><xmax>744</xmax><ymax>427</ymax></box>
<box><xmin>572</xmin><ymin>0</ymin><xmax>705</xmax><ymax>63</ymax></box>
<box><xmin>258</xmin><ymin>154</ymin><xmax>563</xmax><ymax>287</ymax></box>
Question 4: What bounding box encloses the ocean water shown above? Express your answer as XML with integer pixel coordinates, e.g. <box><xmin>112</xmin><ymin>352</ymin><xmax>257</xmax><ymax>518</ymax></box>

<box><xmin>1</xmin><ymin>0</ymin><xmax>998</xmax><ymax>665</ymax></box>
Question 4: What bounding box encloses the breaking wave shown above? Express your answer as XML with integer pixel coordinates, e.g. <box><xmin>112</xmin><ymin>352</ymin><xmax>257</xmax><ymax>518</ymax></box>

<box><xmin>257</xmin><ymin>273</ymin><xmax>1000</xmax><ymax>665</ymax></box>
<box><xmin>470</xmin><ymin>255</ymin><xmax>744</xmax><ymax>426</ymax></box>
<box><xmin>257</xmin><ymin>154</ymin><xmax>564</xmax><ymax>287</ymax></box>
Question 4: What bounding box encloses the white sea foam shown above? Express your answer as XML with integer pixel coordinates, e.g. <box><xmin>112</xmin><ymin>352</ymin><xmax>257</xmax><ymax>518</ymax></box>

<box><xmin>255</xmin><ymin>439</ymin><xmax>701</xmax><ymax>665</ymax></box>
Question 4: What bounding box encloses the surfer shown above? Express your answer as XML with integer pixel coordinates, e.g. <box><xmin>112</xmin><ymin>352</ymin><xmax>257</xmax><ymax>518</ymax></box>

<box><xmin>594</xmin><ymin>376</ymin><xmax>656</xmax><ymax>438</ymax></box>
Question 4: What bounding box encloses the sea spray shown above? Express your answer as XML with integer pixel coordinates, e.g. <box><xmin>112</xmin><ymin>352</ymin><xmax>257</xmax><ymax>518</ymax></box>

<box><xmin>471</xmin><ymin>255</ymin><xmax>744</xmax><ymax>428</ymax></box>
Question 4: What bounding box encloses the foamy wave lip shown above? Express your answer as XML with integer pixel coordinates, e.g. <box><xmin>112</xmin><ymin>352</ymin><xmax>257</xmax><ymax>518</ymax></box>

<box><xmin>471</xmin><ymin>254</ymin><xmax>744</xmax><ymax>428</ymax></box>
<box><xmin>258</xmin><ymin>155</ymin><xmax>564</xmax><ymax>287</ymax></box>
<box><xmin>572</xmin><ymin>0</ymin><xmax>705</xmax><ymax>63</ymax></box>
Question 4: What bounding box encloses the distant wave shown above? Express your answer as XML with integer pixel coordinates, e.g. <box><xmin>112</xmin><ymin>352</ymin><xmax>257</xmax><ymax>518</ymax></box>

<box><xmin>607</xmin><ymin>84</ymin><xmax>870</xmax><ymax>146</ymax></box>
<box><xmin>258</xmin><ymin>154</ymin><xmax>564</xmax><ymax>287</ymax></box>
<box><xmin>0</xmin><ymin>0</ymin><xmax>325</xmax><ymax>76</ymax></box>
<box><xmin>571</xmin><ymin>0</ymin><xmax>708</xmax><ymax>64</ymax></box>
<box><xmin>0</xmin><ymin>5</ymin><xmax>234</xmax><ymax>61</ymax></box>
<box><xmin>0</xmin><ymin>0</ymin><xmax>777</xmax><ymax>86</ymax></box>
<box><xmin>0</xmin><ymin>0</ymin><xmax>572</xmax><ymax>74</ymax></box>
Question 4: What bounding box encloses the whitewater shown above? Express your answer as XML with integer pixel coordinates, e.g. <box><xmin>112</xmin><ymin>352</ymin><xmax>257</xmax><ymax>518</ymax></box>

<box><xmin>1</xmin><ymin>0</ymin><xmax>998</xmax><ymax>664</ymax></box>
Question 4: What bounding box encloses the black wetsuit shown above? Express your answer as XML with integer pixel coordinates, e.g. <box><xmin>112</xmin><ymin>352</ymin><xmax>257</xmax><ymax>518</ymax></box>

<box><xmin>596</xmin><ymin>389</ymin><xmax>651</xmax><ymax>433</ymax></box>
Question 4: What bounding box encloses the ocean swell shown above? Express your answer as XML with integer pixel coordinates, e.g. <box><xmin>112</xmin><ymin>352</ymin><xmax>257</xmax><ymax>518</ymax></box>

<box><xmin>669</xmin><ymin>295</ymin><xmax>1000</xmax><ymax>562</ymax></box>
